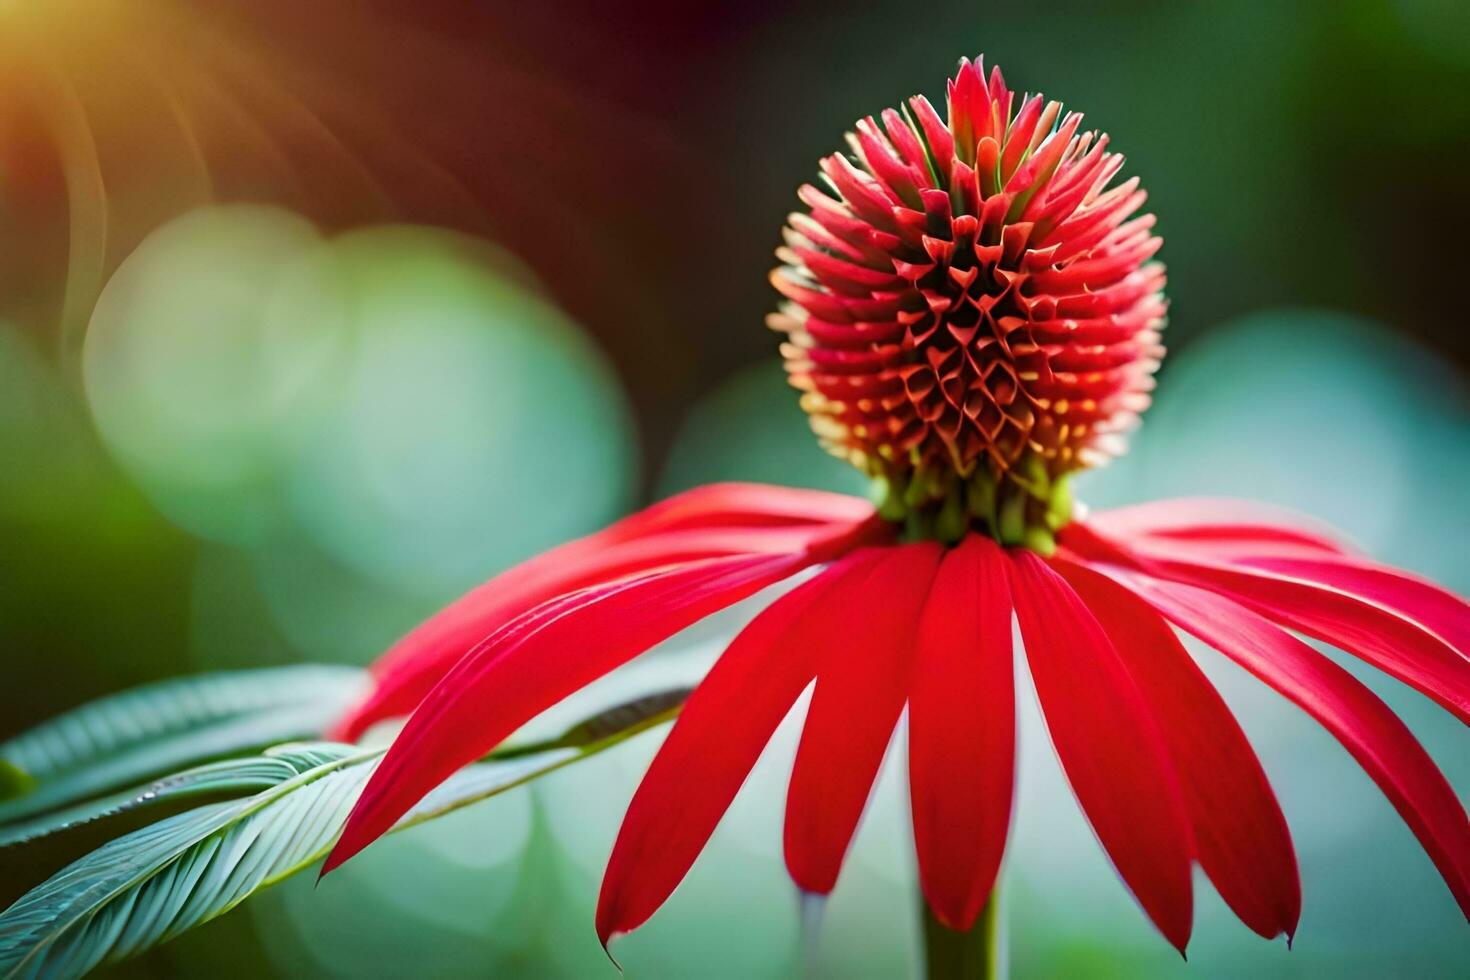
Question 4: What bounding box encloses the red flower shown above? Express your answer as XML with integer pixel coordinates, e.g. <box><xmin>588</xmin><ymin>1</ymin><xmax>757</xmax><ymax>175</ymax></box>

<box><xmin>322</xmin><ymin>58</ymin><xmax>1470</xmax><ymax>955</ymax></box>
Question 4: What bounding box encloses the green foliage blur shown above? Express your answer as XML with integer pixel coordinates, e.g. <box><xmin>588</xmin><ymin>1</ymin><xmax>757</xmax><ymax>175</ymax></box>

<box><xmin>2</xmin><ymin>1</ymin><xmax>1467</xmax><ymax>977</ymax></box>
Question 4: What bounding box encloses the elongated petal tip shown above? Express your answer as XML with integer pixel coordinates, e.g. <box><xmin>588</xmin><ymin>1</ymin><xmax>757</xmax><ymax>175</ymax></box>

<box><xmin>1165</xmin><ymin>910</ymin><xmax>1193</xmax><ymax>957</ymax></box>
<box><xmin>596</xmin><ymin>929</ymin><xmax>625</xmax><ymax>972</ymax></box>
<box><xmin>595</xmin><ymin>872</ymin><xmax>647</xmax><ymax>956</ymax></box>
<box><xmin>319</xmin><ymin>830</ymin><xmax>364</xmax><ymax>880</ymax></box>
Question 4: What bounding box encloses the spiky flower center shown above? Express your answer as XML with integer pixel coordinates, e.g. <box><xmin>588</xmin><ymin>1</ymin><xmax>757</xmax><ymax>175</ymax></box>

<box><xmin>770</xmin><ymin>57</ymin><xmax>1166</xmax><ymax>550</ymax></box>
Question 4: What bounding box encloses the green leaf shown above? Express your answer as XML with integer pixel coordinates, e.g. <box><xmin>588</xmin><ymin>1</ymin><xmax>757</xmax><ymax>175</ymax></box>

<box><xmin>0</xmin><ymin>665</ymin><xmax>369</xmax><ymax>825</ymax></box>
<box><xmin>0</xmin><ymin>687</ymin><xmax>686</xmax><ymax>979</ymax></box>
<box><xmin>0</xmin><ymin>754</ymin><xmax>342</xmax><ymax>908</ymax></box>
<box><xmin>0</xmin><ymin>756</ymin><xmax>295</xmax><ymax>848</ymax></box>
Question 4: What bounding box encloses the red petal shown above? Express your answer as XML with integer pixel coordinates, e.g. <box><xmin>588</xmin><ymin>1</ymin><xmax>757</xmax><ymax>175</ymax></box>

<box><xmin>784</xmin><ymin>542</ymin><xmax>944</xmax><ymax>894</ymax></box>
<box><xmin>323</xmin><ymin>552</ymin><xmax>808</xmax><ymax>877</ymax></box>
<box><xmin>1057</xmin><ymin>559</ymin><xmax>1300</xmax><ymax>941</ymax></box>
<box><xmin>909</xmin><ymin>536</ymin><xmax>1015</xmax><ymax>930</ymax></box>
<box><xmin>1110</xmin><ymin>570</ymin><xmax>1470</xmax><ymax>920</ymax></box>
<box><xmin>1007</xmin><ymin>551</ymin><xmax>1195</xmax><ymax>953</ymax></box>
<box><xmin>332</xmin><ymin>524</ymin><xmax>856</xmax><ymax>740</ymax></box>
<box><xmin>618</xmin><ymin>482</ymin><xmax>876</xmax><ymax>533</ymax></box>
<box><xmin>1083</xmin><ymin>498</ymin><xmax>1350</xmax><ymax>555</ymax></box>
<box><xmin>1231</xmin><ymin>554</ymin><xmax>1470</xmax><ymax>656</ymax></box>
<box><xmin>332</xmin><ymin>484</ymin><xmax>881</xmax><ymax>740</ymax></box>
<box><xmin>1124</xmin><ymin>543</ymin><xmax>1470</xmax><ymax>724</ymax></box>
<box><xmin>596</xmin><ymin>549</ymin><xmax>887</xmax><ymax>944</ymax></box>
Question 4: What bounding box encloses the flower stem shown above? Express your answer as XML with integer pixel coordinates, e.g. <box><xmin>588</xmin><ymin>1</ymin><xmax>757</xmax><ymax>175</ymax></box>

<box><xmin>920</xmin><ymin>889</ymin><xmax>1004</xmax><ymax>980</ymax></box>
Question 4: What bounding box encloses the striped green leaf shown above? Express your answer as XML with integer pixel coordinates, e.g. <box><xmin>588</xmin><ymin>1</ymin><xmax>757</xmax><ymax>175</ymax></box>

<box><xmin>0</xmin><ymin>666</ymin><xmax>369</xmax><ymax>825</ymax></box>
<box><xmin>0</xmin><ymin>686</ymin><xmax>686</xmax><ymax>979</ymax></box>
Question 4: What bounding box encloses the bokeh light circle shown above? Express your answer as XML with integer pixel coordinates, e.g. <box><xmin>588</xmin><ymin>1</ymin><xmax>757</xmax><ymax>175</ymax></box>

<box><xmin>82</xmin><ymin>206</ymin><xmax>328</xmax><ymax>545</ymax></box>
<box><xmin>283</xmin><ymin>225</ymin><xmax>637</xmax><ymax>599</ymax></box>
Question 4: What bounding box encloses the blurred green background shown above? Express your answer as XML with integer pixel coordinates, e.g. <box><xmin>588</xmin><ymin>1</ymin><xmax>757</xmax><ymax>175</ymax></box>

<box><xmin>1</xmin><ymin>0</ymin><xmax>1467</xmax><ymax>977</ymax></box>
